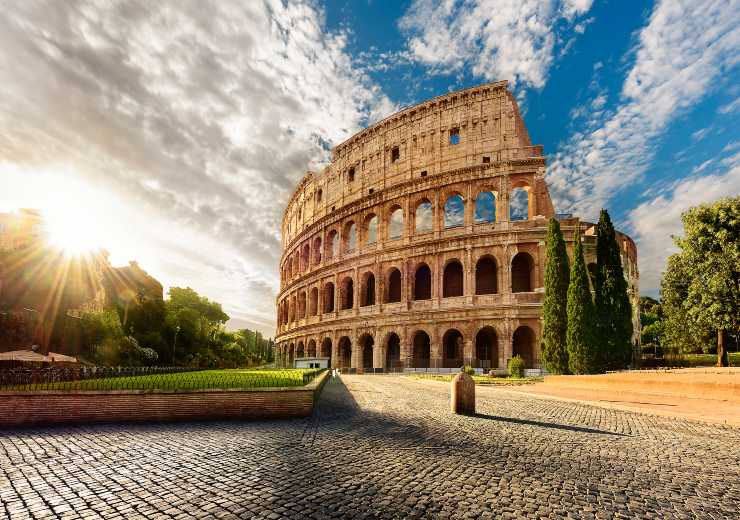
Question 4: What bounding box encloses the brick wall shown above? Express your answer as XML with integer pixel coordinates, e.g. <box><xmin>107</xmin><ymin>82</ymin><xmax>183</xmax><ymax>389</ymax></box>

<box><xmin>0</xmin><ymin>371</ymin><xmax>329</xmax><ymax>426</ymax></box>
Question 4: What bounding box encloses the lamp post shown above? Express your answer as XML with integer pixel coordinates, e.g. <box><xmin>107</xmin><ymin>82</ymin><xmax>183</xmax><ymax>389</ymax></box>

<box><xmin>172</xmin><ymin>325</ymin><xmax>180</xmax><ymax>365</ymax></box>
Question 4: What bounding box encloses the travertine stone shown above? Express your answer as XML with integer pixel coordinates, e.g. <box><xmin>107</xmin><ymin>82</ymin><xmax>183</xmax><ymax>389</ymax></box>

<box><xmin>451</xmin><ymin>371</ymin><xmax>475</xmax><ymax>415</ymax></box>
<box><xmin>275</xmin><ymin>81</ymin><xmax>639</xmax><ymax>371</ymax></box>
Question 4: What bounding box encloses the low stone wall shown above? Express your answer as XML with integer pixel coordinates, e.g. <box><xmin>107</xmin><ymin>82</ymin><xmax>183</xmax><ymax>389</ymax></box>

<box><xmin>0</xmin><ymin>370</ymin><xmax>330</xmax><ymax>427</ymax></box>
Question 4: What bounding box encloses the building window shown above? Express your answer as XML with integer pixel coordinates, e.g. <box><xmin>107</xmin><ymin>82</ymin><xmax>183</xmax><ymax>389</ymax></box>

<box><xmin>369</xmin><ymin>188</ymin><xmax>374</xmax><ymax>194</ymax></box>
<box><xmin>420</xmin><ymin>171</ymin><xmax>427</xmax><ymax>177</ymax></box>
<box><xmin>482</xmin><ymin>156</ymin><xmax>490</xmax><ymax>163</ymax></box>
<box><xmin>317</xmin><ymin>189</ymin><xmax>322</xmax><ymax>202</ymax></box>
<box><xmin>391</xmin><ymin>146</ymin><xmax>400</xmax><ymax>162</ymax></box>
<box><xmin>348</xmin><ymin>167</ymin><xmax>355</xmax><ymax>182</ymax></box>
<box><xmin>449</xmin><ymin>128</ymin><xmax>460</xmax><ymax>145</ymax></box>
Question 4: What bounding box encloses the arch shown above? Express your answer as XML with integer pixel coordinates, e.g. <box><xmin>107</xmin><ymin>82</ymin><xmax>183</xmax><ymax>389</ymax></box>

<box><xmin>511</xmin><ymin>252</ymin><xmax>534</xmax><ymax>293</ymax></box>
<box><xmin>323</xmin><ymin>281</ymin><xmax>335</xmax><ymax>313</ymax></box>
<box><xmin>320</xmin><ymin>337</ymin><xmax>332</xmax><ymax>362</ymax></box>
<box><xmin>298</xmin><ymin>291</ymin><xmax>307</xmax><ymax>319</ymax></box>
<box><xmin>442</xmin><ymin>329</ymin><xmax>463</xmax><ymax>368</ymax></box>
<box><xmin>414</xmin><ymin>263</ymin><xmax>432</xmax><ymax>300</ymax></box>
<box><xmin>288</xmin><ymin>343</ymin><xmax>295</xmax><ymax>366</ymax></box>
<box><xmin>309</xmin><ymin>287</ymin><xmax>318</xmax><ymax>316</ymax></box>
<box><xmin>474</xmin><ymin>191</ymin><xmax>496</xmax><ymax>223</ymax></box>
<box><xmin>344</xmin><ymin>221</ymin><xmax>357</xmax><ymax>253</ymax></box>
<box><xmin>301</xmin><ymin>243</ymin><xmax>310</xmax><ymax>271</ymax></box>
<box><xmin>443</xmin><ymin>260</ymin><xmax>464</xmax><ymax>297</ymax></box>
<box><xmin>475</xmin><ymin>326</ymin><xmax>498</xmax><ymax>369</ymax></box>
<box><xmin>475</xmin><ymin>256</ymin><xmax>498</xmax><ymax>294</ymax></box>
<box><xmin>513</xmin><ymin>326</ymin><xmax>537</xmax><ymax>368</ymax></box>
<box><xmin>359</xmin><ymin>333</ymin><xmax>374</xmax><ymax>370</ymax></box>
<box><xmin>307</xmin><ymin>339</ymin><xmax>316</xmax><ymax>357</ymax></box>
<box><xmin>386</xmin><ymin>268</ymin><xmax>402</xmax><ymax>303</ymax></box>
<box><xmin>340</xmin><ymin>276</ymin><xmax>354</xmax><ymax>310</ymax></box>
<box><xmin>388</xmin><ymin>206</ymin><xmax>404</xmax><ymax>240</ymax></box>
<box><xmin>364</xmin><ymin>213</ymin><xmax>378</xmax><ymax>245</ymax></box>
<box><xmin>361</xmin><ymin>271</ymin><xmax>376</xmax><ymax>306</ymax></box>
<box><xmin>313</xmin><ymin>236</ymin><xmax>322</xmax><ymax>264</ymax></box>
<box><xmin>415</xmin><ymin>199</ymin><xmax>433</xmax><ymax>233</ymax></box>
<box><xmin>412</xmin><ymin>330</ymin><xmax>431</xmax><ymax>368</ymax></box>
<box><xmin>587</xmin><ymin>262</ymin><xmax>597</xmax><ymax>290</ymax></box>
<box><xmin>444</xmin><ymin>194</ymin><xmax>465</xmax><ymax>228</ymax></box>
<box><xmin>510</xmin><ymin>186</ymin><xmax>530</xmax><ymax>221</ymax></box>
<box><xmin>326</xmin><ymin>230</ymin><xmax>339</xmax><ymax>260</ymax></box>
<box><xmin>338</xmin><ymin>336</ymin><xmax>352</xmax><ymax>368</ymax></box>
<box><xmin>296</xmin><ymin>341</ymin><xmax>305</xmax><ymax>358</ymax></box>
<box><xmin>316</xmin><ymin>188</ymin><xmax>322</xmax><ymax>203</ymax></box>
<box><xmin>385</xmin><ymin>333</ymin><xmax>401</xmax><ymax>370</ymax></box>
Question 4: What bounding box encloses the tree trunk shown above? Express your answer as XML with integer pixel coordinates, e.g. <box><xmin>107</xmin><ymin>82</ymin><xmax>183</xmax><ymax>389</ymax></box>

<box><xmin>717</xmin><ymin>328</ymin><xmax>729</xmax><ymax>367</ymax></box>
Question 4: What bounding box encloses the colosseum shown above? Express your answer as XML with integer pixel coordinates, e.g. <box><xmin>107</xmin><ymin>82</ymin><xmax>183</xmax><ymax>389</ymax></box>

<box><xmin>275</xmin><ymin>80</ymin><xmax>639</xmax><ymax>373</ymax></box>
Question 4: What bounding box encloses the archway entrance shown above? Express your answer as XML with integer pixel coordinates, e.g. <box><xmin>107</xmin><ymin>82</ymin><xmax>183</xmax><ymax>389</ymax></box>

<box><xmin>412</xmin><ymin>331</ymin><xmax>431</xmax><ymax>368</ymax></box>
<box><xmin>511</xmin><ymin>252</ymin><xmax>534</xmax><ymax>293</ymax></box>
<box><xmin>443</xmin><ymin>261</ymin><xmax>464</xmax><ymax>297</ymax></box>
<box><xmin>338</xmin><ymin>336</ymin><xmax>352</xmax><ymax>368</ymax></box>
<box><xmin>320</xmin><ymin>338</ymin><xmax>332</xmax><ymax>365</ymax></box>
<box><xmin>442</xmin><ymin>329</ymin><xmax>463</xmax><ymax>368</ymax></box>
<box><xmin>385</xmin><ymin>333</ymin><xmax>401</xmax><ymax>371</ymax></box>
<box><xmin>307</xmin><ymin>339</ymin><xmax>316</xmax><ymax>357</ymax></box>
<box><xmin>475</xmin><ymin>327</ymin><xmax>498</xmax><ymax>369</ymax></box>
<box><xmin>513</xmin><ymin>326</ymin><xmax>537</xmax><ymax>368</ymax></box>
<box><xmin>414</xmin><ymin>264</ymin><xmax>432</xmax><ymax>300</ymax></box>
<box><xmin>359</xmin><ymin>334</ymin><xmax>374</xmax><ymax>371</ymax></box>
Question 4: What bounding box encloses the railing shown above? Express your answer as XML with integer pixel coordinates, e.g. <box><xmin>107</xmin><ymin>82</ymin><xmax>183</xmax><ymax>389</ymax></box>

<box><xmin>0</xmin><ymin>367</ymin><xmax>326</xmax><ymax>392</ymax></box>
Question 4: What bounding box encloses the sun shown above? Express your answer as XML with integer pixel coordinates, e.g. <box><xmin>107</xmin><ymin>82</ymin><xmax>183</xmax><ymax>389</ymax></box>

<box><xmin>45</xmin><ymin>212</ymin><xmax>104</xmax><ymax>255</ymax></box>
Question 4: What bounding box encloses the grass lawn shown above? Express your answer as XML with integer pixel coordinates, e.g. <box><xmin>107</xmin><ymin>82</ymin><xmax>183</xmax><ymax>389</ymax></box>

<box><xmin>642</xmin><ymin>352</ymin><xmax>740</xmax><ymax>367</ymax></box>
<box><xmin>407</xmin><ymin>373</ymin><xmax>542</xmax><ymax>385</ymax></box>
<box><xmin>1</xmin><ymin>369</ymin><xmax>322</xmax><ymax>392</ymax></box>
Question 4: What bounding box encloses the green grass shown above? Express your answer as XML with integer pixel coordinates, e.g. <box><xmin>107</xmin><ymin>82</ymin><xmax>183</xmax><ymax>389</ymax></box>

<box><xmin>407</xmin><ymin>373</ymin><xmax>542</xmax><ymax>385</ymax></box>
<box><xmin>2</xmin><ymin>369</ymin><xmax>322</xmax><ymax>392</ymax></box>
<box><xmin>641</xmin><ymin>352</ymin><xmax>740</xmax><ymax>367</ymax></box>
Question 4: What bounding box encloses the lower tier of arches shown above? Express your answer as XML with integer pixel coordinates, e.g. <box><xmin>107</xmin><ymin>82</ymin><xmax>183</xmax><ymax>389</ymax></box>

<box><xmin>275</xmin><ymin>318</ymin><xmax>541</xmax><ymax>372</ymax></box>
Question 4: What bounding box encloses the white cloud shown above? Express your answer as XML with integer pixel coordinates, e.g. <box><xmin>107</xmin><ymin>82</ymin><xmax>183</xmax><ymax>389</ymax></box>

<box><xmin>398</xmin><ymin>0</ymin><xmax>594</xmax><ymax>90</ymax></box>
<box><xmin>691</xmin><ymin>127</ymin><xmax>711</xmax><ymax>142</ymax></box>
<box><xmin>718</xmin><ymin>97</ymin><xmax>740</xmax><ymax>113</ymax></box>
<box><xmin>547</xmin><ymin>0</ymin><xmax>740</xmax><ymax>220</ymax></box>
<box><xmin>627</xmin><ymin>157</ymin><xmax>740</xmax><ymax>295</ymax></box>
<box><xmin>0</xmin><ymin>0</ymin><xmax>395</xmax><ymax>335</ymax></box>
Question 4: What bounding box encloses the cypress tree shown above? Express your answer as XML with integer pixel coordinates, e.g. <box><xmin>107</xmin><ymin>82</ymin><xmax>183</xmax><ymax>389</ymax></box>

<box><xmin>567</xmin><ymin>225</ymin><xmax>598</xmax><ymax>374</ymax></box>
<box><xmin>542</xmin><ymin>218</ymin><xmax>570</xmax><ymax>373</ymax></box>
<box><xmin>594</xmin><ymin>209</ymin><xmax>633</xmax><ymax>369</ymax></box>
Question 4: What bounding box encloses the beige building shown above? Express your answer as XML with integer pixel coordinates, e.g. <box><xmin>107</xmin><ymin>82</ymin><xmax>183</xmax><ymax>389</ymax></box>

<box><xmin>274</xmin><ymin>81</ymin><xmax>638</xmax><ymax>372</ymax></box>
<box><xmin>0</xmin><ymin>209</ymin><xmax>44</xmax><ymax>252</ymax></box>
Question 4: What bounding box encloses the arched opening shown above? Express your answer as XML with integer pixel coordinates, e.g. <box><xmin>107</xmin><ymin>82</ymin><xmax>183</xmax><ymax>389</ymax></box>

<box><xmin>316</xmin><ymin>188</ymin><xmax>322</xmax><ymax>203</ymax></box>
<box><xmin>326</xmin><ymin>230</ymin><xmax>339</xmax><ymax>260</ymax></box>
<box><xmin>475</xmin><ymin>327</ymin><xmax>498</xmax><ymax>369</ymax></box>
<box><xmin>474</xmin><ymin>191</ymin><xmax>496</xmax><ymax>223</ymax></box>
<box><xmin>309</xmin><ymin>287</ymin><xmax>318</xmax><ymax>316</ymax></box>
<box><xmin>442</xmin><ymin>329</ymin><xmax>463</xmax><ymax>368</ymax></box>
<box><xmin>301</xmin><ymin>243</ymin><xmax>310</xmax><ymax>271</ymax></box>
<box><xmin>288</xmin><ymin>299</ymin><xmax>294</xmax><ymax>324</ymax></box>
<box><xmin>475</xmin><ymin>256</ymin><xmax>498</xmax><ymax>294</ymax></box>
<box><xmin>387</xmin><ymin>268</ymin><xmax>402</xmax><ymax>303</ymax></box>
<box><xmin>344</xmin><ymin>222</ymin><xmax>357</xmax><ymax>252</ymax></box>
<box><xmin>323</xmin><ymin>282</ymin><xmax>335</xmax><ymax>313</ymax></box>
<box><xmin>365</xmin><ymin>214</ymin><xmax>378</xmax><ymax>245</ymax></box>
<box><xmin>307</xmin><ymin>339</ymin><xmax>316</xmax><ymax>357</ymax></box>
<box><xmin>388</xmin><ymin>207</ymin><xmax>404</xmax><ymax>240</ymax></box>
<box><xmin>587</xmin><ymin>262</ymin><xmax>597</xmax><ymax>291</ymax></box>
<box><xmin>288</xmin><ymin>343</ymin><xmax>295</xmax><ymax>365</ymax></box>
<box><xmin>340</xmin><ymin>276</ymin><xmax>354</xmax><ymax>310</ymax></box>
<box><xmin>415</xmin><ymin>199</ymin><xmax>433</xmax><ymax>233</ymax></box>
<box><xmin>443</xmin><ymin>260</ymin><xmax>464</xmax><ymax>297</ymax></box>
<box><xmin>296</xmin><ymin>341</ymin><xmax>305</xmax><ymax>358</ymax></box>
<box><xmin>444</xmin><ymin>194</ymin><xmax>465</xmax><ymax>228</ymax></box>
<box><xmin>338</xmin><ymin>336</ymin><xmax>352</xmax><ymax>368</ymax></box>
<box><xmin>513</xmin><ymin>326</ymin><xmax>537</xmax><ymax>368</ymax></box>
<box><xmin>359</xmin><ymin>334</ymin><xmax>374</xmax><ymax>370</ymax></box>
<box><xmin>412</xmin><ymin>331</ymin><xmax>431</xmax><ymax>368</ymax></box>
<box><xmin>510</xmin><ymin>187</ymin><xmax>529</xmax><ymax>221</ymax></box>
<box><xmin>361</xmin><ymin>272</ymin><xmax>376</xmax><ymax>306</ymax></box>
<box><xmin>320</xmin><ymin>338</ymin><xmax>332</xmax><ymax>363</ymax></box>
<box><xmin>414</xmin><ymin>264</ymin><xmax>432</xmax><ymax>300</ymax></box>
<box><xmin>313</xmin><ymin>236</ymin><xmax>322</xmax><ymax>264</ymax></box>
<box><xmin>511</xmin><ymin>252</ymin><xmax>534</xmax><ymax>293</ymax></box>
<box><xmin>386</xmin><ymin>333</ymin><xmax>401</xmax><ymax>371</ymax></box>
<box><xmin>298</xmin><ymin>291</ymin><xmax>307</xmax><ymax>319</ymax></box>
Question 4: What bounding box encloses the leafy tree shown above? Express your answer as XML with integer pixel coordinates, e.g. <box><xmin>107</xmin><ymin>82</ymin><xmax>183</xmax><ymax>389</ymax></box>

<box><xmin>661</xmin><ymin>197</ymin><xmax>739</xmax><ymax>366</ymax></box>
<box><xmin>594</xmin><ymin>209</ymin><xmax>633</xmax><ymax>369</ymax></box>
<box><xmin>567</xmin><ymin>226</ymin><xmax>599</xmax><ymax>374</ymax></box>
<box><xmin>639</xmin><ymin>296</ymin><xmax>663</xmax><ymax>354</ymax></box>
<box><xmin>542</xmin><ymin>218</ymin><xmax>570</xmax><ymax>373</ymax></box>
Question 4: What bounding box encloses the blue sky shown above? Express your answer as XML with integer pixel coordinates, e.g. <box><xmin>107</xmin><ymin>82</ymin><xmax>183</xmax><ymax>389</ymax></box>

<box><xmin>0</xmin><ymin>0</ymin><xmax>738</xmax><ymax>335</ymax></box>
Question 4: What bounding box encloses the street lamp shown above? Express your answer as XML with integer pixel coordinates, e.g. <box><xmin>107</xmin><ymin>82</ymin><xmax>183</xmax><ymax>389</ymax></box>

<box><xmin>172</xmin><ymin>325</ymin><xmax>180</xmax><ymax>365</ymax></box>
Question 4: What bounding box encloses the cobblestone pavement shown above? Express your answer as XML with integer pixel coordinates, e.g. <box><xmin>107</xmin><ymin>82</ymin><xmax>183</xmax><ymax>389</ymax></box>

<box><xmin>1</xmin><ymin>375</ymin><xmax>739</xmax><ymax>519</ymax></box>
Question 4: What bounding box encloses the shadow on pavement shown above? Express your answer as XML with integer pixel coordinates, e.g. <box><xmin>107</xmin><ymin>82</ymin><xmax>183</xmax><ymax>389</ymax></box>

<box><xmin>474</xmin><ymin>413</ymin><xmax>627</xmax><ymax>436</ymax></box>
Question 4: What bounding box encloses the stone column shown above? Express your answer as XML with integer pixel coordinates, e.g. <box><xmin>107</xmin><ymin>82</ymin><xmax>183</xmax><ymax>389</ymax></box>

<box><xmin>331</xmin><ymin>338</ymin><xmax>339</xmax><ymax>369</ymax></box>
<box><xmin>500</xmin><ymin>324</ymin><xmax>513</xmax><ymax>369</ymax></box>
<box><xmin>464</xmin><ymin>339</ymin><xmax>474</xmax><ymax>367</ymax></box>
<box><xmin>430</xmin><ymin>328</ymin><xmax>442</xmax><ymax>370</ymax></box>
<box><xmin>402</xmin><ymin>334</ymin><xmax>413</xmax><ymax>369</ymax></box>
<box><xmin>465</xmin><ymin>246</ymin><xmax>474</xmax><ymax>303</ymax></box>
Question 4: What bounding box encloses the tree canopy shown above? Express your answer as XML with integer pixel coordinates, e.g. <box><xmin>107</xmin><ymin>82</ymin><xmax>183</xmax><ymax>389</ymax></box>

<box><xmin>542</xmin><ymin>218</ymin><xmax>570</xmax><ymax>374</ymax></box>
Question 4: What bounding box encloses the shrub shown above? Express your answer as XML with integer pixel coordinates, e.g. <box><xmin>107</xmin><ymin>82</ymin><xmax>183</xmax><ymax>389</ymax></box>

<box><xmin>462</xmin><ymin>365</ymin><xmax>475</xmax><ymax>376</ymax></box>
<box><xmin>508</xmin><ymin>355</ymin><xmax>526</xmax><ymax>378</ymax></box>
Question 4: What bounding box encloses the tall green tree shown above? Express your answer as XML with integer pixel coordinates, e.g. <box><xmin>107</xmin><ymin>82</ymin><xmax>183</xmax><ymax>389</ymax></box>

<box><xmin>594</xmin><ymin>209</ymin><xmax>633</xmax><ymax>369</ymax></box>
<box><xmin>542</xmin><ymin>218</ymin><xmax>570</xmax><ymax>373</ymax></box>
<box><xmin>661</xmin><ymin>197</ymin><xmax>739</xmax><ymax>366</ymax></box>
<box><xmin>567</xmin><ymin>226</ymin><xmax>599</xmax><ymax>374</ymax></box>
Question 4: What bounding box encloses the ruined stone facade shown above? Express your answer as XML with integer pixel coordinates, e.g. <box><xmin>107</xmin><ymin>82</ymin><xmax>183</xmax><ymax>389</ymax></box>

<box><xmin>275</xmin><ymin>81</ymin><xmax>639</xmax><ymax>371</ymax></box>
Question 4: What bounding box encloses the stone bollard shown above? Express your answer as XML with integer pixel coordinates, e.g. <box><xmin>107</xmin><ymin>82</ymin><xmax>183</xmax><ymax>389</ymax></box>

<box><xmin>451</xmin><ymin>371</ymin><xmax>475</xmax><ymax>415</ymax></box>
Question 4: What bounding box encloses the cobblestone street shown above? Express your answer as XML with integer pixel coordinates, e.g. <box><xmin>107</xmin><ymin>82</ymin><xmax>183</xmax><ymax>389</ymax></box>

<box><xmin>1</xmin><ymin>375</ymin><xmax>739</xmax><ymax>519</ymax></box>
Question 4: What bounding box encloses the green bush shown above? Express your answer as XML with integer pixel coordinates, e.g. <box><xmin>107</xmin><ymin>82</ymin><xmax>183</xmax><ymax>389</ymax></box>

<box><xmin>462</xmin><ymin>365</ymin><xmax>475</xmax><ymax>376</ymax></box>
<box><xmin>508</xmin><ymin>355</ymin><xmax>526</xmax><ymax>378</ymax></box>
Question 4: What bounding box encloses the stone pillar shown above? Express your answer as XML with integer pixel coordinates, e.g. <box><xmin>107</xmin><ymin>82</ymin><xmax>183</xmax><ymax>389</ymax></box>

<box><xmin>430</xmin><ymin>329</ymin><xmax>442</xmax><ymax>370</ymax></box>
<box><xmin>464</xmin><ymin>339</ymin><xmax>474</xmax><ymax>367</ymax></box>
<box><xmin>331</xmin><ymin>339</ymin><xmax>339</xmax><ymax>369</ymax></box>
<box><xmin>402</xmin><ymin>333</ymin><xmax>413</xmax><ymax>369</ymax></box>
<box><xmin>500</xmin><ymin>326</ymin><xmax>513</xmax><ymax>370</ymax></box>
<box><xmin>465</xmin><ymin>246</ymin><xmax>473</xmax><ymax>302</ymax></box>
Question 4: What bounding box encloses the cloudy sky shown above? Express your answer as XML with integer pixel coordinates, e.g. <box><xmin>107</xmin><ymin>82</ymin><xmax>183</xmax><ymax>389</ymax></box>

<box><xmin>1</xmin><ymin>0</ymin><xmax>738</xmax><ymax>336</ymax></box>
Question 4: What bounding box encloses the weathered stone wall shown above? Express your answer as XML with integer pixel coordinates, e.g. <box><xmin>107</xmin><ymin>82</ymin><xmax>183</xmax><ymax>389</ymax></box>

<box><xmin>275</xmin><ymin>81</ymin><xmax>639</xmax><ymax>372</ymax></box>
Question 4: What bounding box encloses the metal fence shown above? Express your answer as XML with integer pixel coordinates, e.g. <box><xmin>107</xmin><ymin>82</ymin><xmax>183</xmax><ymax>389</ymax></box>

<box><xmin>0</xmin><ymin>366</ymin><xmax>326</xmax><ymax>392</ymax></box>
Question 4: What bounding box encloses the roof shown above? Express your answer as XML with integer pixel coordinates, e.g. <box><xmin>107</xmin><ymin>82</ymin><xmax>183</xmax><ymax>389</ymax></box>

<box><xmin>0</xmin><ymin>350</ymin><xmax>78</xmax><ymax>363</ymax></box>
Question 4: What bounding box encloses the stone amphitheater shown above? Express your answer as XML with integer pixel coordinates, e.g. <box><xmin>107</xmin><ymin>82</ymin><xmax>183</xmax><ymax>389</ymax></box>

<box><xmin>275</xmin><ymin>80</ymin><xmax>639</xmax><ymax>372</ymax></box>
